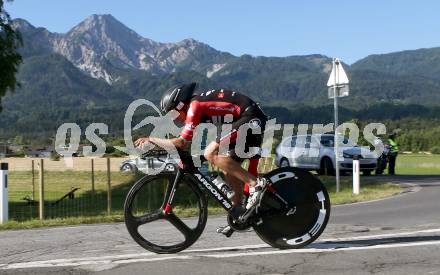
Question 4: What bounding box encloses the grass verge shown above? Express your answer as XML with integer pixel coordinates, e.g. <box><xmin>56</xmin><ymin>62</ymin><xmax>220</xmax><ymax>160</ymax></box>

<box><xmin>396</xmin><ymin>154</ymin><xmax>440</xmax><ymax>175</ymax></box>
<box><xmin>321</xmin><ymin>176</ymin><xmax>402</xmax><ymax>205</ymax></box>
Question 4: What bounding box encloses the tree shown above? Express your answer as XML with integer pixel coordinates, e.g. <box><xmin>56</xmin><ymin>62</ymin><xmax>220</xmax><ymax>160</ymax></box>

<box><xmin>0</xmin><ymin>0</ymin><xmax>22</xmax><ymax>111</ymax></box>
<box><xmin>12</xmin><ymin>134</ymin><xmax>23</xmax><ymax>144</ymax></box>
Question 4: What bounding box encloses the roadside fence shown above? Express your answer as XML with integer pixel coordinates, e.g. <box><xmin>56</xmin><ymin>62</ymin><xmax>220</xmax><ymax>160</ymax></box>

<box><xmin>4</xmin><ymin>156</ymin><xmax>277</xmax><ymax>222</ymax></box>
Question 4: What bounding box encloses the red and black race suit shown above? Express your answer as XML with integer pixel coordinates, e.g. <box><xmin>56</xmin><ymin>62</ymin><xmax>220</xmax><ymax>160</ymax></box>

<box><xmin>180</xmin><ymin>89</ymin><xmax>267</xmax><ymax>161</ymax></box>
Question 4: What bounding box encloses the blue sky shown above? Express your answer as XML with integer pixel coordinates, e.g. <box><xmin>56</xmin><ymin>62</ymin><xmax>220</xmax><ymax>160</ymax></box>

<box><xmin>5</xmin><ymin>0</ymin><xmax>440</xmax><ymax>64</ymax></box>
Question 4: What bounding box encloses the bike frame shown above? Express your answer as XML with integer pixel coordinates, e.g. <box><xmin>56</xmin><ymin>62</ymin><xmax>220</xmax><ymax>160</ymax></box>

<box><xmin>161</xmin><ymin>151</ymin><xmax>290</xmax><ymax>215</ymax></box>
<box><xmin>163</xmin><ymin>165</ymin><xmax>233</xmax><ymax>215</ymax></box>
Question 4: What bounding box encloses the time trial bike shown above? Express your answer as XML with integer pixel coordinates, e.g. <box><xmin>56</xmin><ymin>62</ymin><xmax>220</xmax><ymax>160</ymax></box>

<box><xmin>124</xmin><ymin>149</ymin><xmax>330</xmax><ymax>254</ymax></box>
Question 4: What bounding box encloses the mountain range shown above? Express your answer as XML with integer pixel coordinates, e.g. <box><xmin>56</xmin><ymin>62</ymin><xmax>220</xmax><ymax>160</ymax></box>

<box><xmin>1</xmin><ymin>14</ymin><xmax>440</xmax><ymax>139</ymax></box>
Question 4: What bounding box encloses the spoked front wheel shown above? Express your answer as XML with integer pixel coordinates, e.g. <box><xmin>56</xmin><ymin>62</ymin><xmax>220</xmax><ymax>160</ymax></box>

<box><xmin>253</xmin><ymin>167</ymin><xmax>331</xmax><ymax>249</ymax></box>
<box><xmin>124</xmin><ymin>172</ymin><xmax>208</xmax><ymax>254</ymax></box>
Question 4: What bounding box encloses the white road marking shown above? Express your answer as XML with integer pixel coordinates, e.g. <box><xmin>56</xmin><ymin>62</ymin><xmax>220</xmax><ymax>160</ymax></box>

<box><xmin>186</xmin><ymin>244</ymin><xmax>268</xmax><ymax>252</ymax></box>
<box><xmin>2</xmin><ymin>240</ymin><xmax>440</xmax><ymax>269</ymax></box>
<box><xmin>206</xmin><ymin>240</ymin><xmax>440</xmax><ymax>258</ymax></box>
<box><xmin>2</xmin><ymin>228</ymin><xmax>440</xmax><ymax>270</ymax></box>
<box><xmin>5</xmin><ymin>256</ymin><xmax>193</xmax><ymax>270</ymax></box>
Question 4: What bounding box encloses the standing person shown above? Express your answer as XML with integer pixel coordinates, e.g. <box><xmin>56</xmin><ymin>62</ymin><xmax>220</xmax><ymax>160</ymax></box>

<box><xmin>387</xmin><ymin>133</ymin><xmax>399</xmax><ymax>175</ymax></box>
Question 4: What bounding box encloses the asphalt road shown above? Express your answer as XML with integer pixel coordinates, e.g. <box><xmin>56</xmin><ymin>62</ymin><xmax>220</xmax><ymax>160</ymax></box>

<box><xmin>1</xmin><ymin>175</ymin><xmax>440</xmax><ymax>275</ymax></box>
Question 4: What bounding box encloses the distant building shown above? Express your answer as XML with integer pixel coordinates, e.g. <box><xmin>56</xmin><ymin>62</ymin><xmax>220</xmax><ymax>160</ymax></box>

<box><xmin>24</xmin><ymin>145</ymin><xmax>54</xmax><ymax>158</ymax></box>
<box><xmin>8</xmin><ymin>144</ymin><xmax>24</xmax><ymax>153</ymax></box>
<box><xmin>0</xmin><ymin>143</ymin><xmax>10</xmax><ymax>155</ymax></box>
<box><xmin>0</xmin><ymin>143</ymin><xmax>22</xmax><ymax>156</ymax></box>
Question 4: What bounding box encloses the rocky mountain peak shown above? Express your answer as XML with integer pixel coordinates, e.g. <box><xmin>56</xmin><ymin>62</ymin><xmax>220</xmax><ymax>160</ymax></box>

<box><xmin>13</xmin><ymin>15</ymin><xmax>232</xmax><ymax>83</ymax></box>
<box><xmin>176</xmin><ymin>38</ymin><xmax>211</xmax><ymax>51</ymax></box>
<box><xmin>67</xmin><ymin>14</ymin><xmax>133</xmax><ymax>37</ymax></box>
<box><xmin>178</xmin><ymin>38</ymin><xmax>200</xmax><ymax>46</ymax></box>
<box><xmin>11</xmin><ymin>18</ymin><xmax>35</xmax><ymax>32</ymax></box>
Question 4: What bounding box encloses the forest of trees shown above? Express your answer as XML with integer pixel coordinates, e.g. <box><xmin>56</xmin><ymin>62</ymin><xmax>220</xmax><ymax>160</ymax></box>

<box><xmin>264</xmin><ymin>104</ymin><xmax>440</xmax><ymax>153</ymax></box>
<box><xmin>3</xmin><ymin>103</ymin><xmax>440</xmax><ymax>154</ymax></box>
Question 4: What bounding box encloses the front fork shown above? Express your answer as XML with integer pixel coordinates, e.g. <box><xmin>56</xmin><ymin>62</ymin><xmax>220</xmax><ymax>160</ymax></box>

<box><xmin>162</xmin><ymin>169</ymin><xmax>183</xmax><ymax>215</ymax></box>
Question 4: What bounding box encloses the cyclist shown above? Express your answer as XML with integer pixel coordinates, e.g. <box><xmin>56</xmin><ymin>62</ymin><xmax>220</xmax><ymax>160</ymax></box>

<box><xmin>134</xmin><ymin>83</ymin><xmax>268</xmax><ymax>232</ymax></box>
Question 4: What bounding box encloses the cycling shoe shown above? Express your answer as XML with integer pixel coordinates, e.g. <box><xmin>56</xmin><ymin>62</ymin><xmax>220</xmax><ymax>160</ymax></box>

<box><xmin>216</xmin><ymin>225</ymin><xmax>234</xmax><ymax>237</ymax></box>
<box><xmin>246</xmin><ymin>177</ymin><xmax>268</xmax><ymax>209</ymax></box>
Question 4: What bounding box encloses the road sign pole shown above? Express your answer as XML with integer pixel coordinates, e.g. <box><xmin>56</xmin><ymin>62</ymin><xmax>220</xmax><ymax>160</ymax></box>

<box><xmin>0</xmin><ymin>163</ymin><xmax>9</xmax><ymax>224</ymax></box>
<box><xmin>327</xmin><ymin>58</ymin><xmax>349</xmax><ymax>193</ymax></box>
<box><xmin>333</xmin><ymin>59</ymin><xmax>340</xmax><ymax>192</ymax></box>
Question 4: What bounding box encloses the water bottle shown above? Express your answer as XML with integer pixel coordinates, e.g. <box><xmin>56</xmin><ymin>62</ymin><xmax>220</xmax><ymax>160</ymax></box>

<box><xmin>212</xmin><ymin>175</ymin><xmax>235</xmax><ymax>199</ymax></box>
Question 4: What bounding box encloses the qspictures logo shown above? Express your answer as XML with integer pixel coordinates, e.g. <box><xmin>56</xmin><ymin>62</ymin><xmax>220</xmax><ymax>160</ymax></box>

<box><xmin>54</xmin><ymin>99</ymin><xmax>387</xmax><ymax>174</ymax></box>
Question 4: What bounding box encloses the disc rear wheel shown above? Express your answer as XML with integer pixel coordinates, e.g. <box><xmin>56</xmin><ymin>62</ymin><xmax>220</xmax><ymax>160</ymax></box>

<box><xmin>253</xmin><ymin>167</ymin><xmax>330</xmax><ymax>249</ymax></box>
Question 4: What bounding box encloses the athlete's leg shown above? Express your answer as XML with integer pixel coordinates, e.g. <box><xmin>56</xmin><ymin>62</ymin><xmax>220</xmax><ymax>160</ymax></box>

<box><xmin>206</xmin><ymin>109</ymin><xmax>266</xmax><ymax>191</ymax></box>
<box><xmin>204</xmin><ymin>141</ymin><xmax>258</xmax><ymax>190</ymax></box>
<box><xmin>223</xmin><ymin>171</ymin><xmax>244</xmax><ymax>206</ymax></box>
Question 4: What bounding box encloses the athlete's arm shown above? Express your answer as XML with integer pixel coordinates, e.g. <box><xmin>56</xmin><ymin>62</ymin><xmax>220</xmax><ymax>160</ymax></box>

<box><xmin>134</xmin><ymin>136</ymin><xmax>187</xmax><ymax>149</ymax></box>
<box><xmin>134</xmin><ymin>102</ymin><xmax>199</xmax><ymax>150</ymax></box>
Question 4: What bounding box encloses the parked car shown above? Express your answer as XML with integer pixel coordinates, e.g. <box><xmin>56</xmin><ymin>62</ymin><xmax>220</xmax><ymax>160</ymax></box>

<box><xmin>120</xmin><ymin>149</ymin><xmax>177</xmax><ymax>173</ymax></box>
<box><xmin>275</xmin><ymin>134</ymin><xmax>377</xmax><ymax>175</ymax></box>
<box><xmin>120</xmin><ymin>149</ymin><xmax>209</xmax><ymax>175</ymax></box>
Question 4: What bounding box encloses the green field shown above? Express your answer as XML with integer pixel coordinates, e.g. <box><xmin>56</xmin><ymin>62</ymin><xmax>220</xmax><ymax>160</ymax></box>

<box><xmin>396</xmin><ymin>154</ymin><xmax>440</xmax><ymax>175</ymax></box>
<box><xmin>0</xmin><ymin>169</ymin><xmax>402</xmax><ymax>230</ymax></box>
